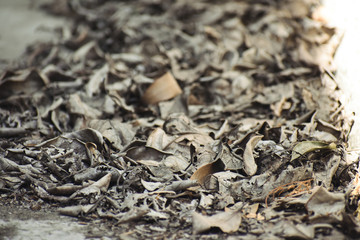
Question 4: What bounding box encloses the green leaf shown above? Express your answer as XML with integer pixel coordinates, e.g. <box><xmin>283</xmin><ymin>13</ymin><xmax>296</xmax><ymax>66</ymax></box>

<box><xmin>291</xmin><ymin>141</ymin><xmax>336</xmax><ymax>161</ymax></box>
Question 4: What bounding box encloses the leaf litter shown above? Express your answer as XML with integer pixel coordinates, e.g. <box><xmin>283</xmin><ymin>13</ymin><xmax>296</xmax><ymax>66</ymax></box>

<box><xmin>0</xmin><ymin>0</ymin><xmax>359</xmax><ymax>239</ymax></box>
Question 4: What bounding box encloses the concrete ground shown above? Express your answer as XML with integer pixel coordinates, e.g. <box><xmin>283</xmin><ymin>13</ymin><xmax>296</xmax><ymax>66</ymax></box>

<box><xmin>324</xmin><ymin>0</ymin><xmax>360</xmax><ymax>149</ymax></box>
<box><xmin>0</xmin><ymin>205</ymin><xmax>87</xmax><ymax>240</ymax></box>
<box><xmin>0</xmin><ymin>0</ymin><xmax>68</xmax><ymax>70</ymax></box>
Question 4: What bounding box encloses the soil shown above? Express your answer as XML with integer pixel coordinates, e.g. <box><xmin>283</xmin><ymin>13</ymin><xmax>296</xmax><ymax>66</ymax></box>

<box><xmin>0</xmin><ymin>204</ymin><xmax>87</xmax><ymax>240</ymax></box>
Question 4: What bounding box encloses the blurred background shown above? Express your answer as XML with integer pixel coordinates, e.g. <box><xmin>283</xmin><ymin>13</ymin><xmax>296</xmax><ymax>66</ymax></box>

<box><xmin>1</xmin><ymin>0</ymin><xmax>359</xmax><ymax>149</ymax></box>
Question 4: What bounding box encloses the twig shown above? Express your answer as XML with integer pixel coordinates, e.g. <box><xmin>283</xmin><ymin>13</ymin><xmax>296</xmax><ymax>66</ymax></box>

<box><xmin>265</xmin><ymin>179</ymin><xmax>313</xmax><ymax>207</ymax></box>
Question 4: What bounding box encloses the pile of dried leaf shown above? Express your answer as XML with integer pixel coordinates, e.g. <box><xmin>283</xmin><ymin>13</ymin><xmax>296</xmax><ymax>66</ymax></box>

<box><xmin>1</xmin><ymin>0</ymin><xmax>360</xmax><ymax>239</ymax></box>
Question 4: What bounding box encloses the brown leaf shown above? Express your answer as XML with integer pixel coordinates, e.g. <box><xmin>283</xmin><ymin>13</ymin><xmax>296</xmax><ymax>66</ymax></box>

<box><xmin>190</xmin><ymin>158</ymin><xmax>225</xmax><ymax>186</ymax></box>
<box><xmin>192</xmin><ymin>210</ymin><xmax>242</xmax><ymax>234</ymax></box>
<box><xmin>142</xmin><ymin>72</ymin><xmax>182</xmax><ymax>104</ymax></box>
<box><xmin>76</xmin><ymin>172</ymin><xmax>112</xmax><ymax>196</ymax></box>
<box><xmin>243</xmin><ymin>135</ymin><xmax>263</xmax><ymax>176</ymax></box>
<box><xmin>47</xmin><ymin>184</ymin><xmax>89</xmax><ymax>196</ymax></box>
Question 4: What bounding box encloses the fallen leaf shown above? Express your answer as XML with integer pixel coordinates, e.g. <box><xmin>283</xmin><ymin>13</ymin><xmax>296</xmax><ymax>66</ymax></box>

<box><xmin>58</xmin><ymin>204</ymin><xmax>95</xmax><ymax>217</ymax></box>
<box><xmin>306</xmin><ymin>186</ymin><xmax>345</xmax><ymax>219</ymax></box>
<box><xmin>291</xmin><ymin>141</ymin><xmax>336</xmax><ymax>161</ymax></box>
<box><xmin>245</xmin><ymin>203</ymin><xmax>259</xmax><ymax>219</ymax></box>
<box><xmin>146</xmin><ymin>127</ymin><xmax>174</xmax><ymax>150</ymax></box>
<box><xmin>243</xmin><ymin>135</ymin><xmax>263</xmax><ymax>176</ymax></box>
<box><xmin>190</xmin><ymin>158</ymin><xmax>225</xmax><ymax>186</ymax></box>
<box><xmin>67</xmin><ymin>93</ymin><xmax>102</xmax><ymax>118</ymax></box>
<box><xmin>74</xmin><ymin>172</ymin><xmax>112</xmax><ymax>196</ymax></box>
<box><xmin>192</xmin><ymin>210</ymin><xmax>242</xmax><ymax>234</ymax></box>
<box><xmin>141</xmin><ymin>179</ymin><xmax>162</xmax><ymax>191</ymax></box>
<box><xmin>86</xmin><ymin>64</ymin><xmax>109</xmax><ymax>97</ymax></box>
<box><xmin>142</xmin><ymin>72</ymin><xmax>182</xmax><ymax>104</ymax></box>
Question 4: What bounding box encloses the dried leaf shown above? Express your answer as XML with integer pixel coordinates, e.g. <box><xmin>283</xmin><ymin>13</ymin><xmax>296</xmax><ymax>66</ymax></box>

<box><xmin>87</xmin><ymin>119</ymin><xmax>136</xmax><ymax>150</ymax></box>
<box><xmin>218</xmin><ymin>144</ymin><xmax>243</xmax><ymax>170</ymax></box>
<box><xmin>142</xmin><ymin>72</ymin><xmax>182</xmax><ymax>104</ymax></box>
<box><xmin>243</xmin><ymin>135</ymin><xmax>263</xmax><ymax>176</ymax></box>
<box><xmin>306</xmin><ymin>186</ymin><xmax>345</xmax><ymax>219</ymax></box>
<box><xmin>86</xmin><ymin>64</ymin><xmax>109</xmax><ymax>97</ymax></box>
<box><xmin>126</xmin><ymin>145</ymin><xmax>171</xmax><ymax>162</ymax></box>
<box><xmin>141</xmin><ymin>179</ymin><xmax>162</xmax><ymax>191</ymax></box>
<box><xmin>163</xmin><ymin>155</ymin><xmax>189</xmax><ymax>172</ymax></box>
<box><xmin>244</xmin><ymin>203</ymin><xmax>259</xmax><ymax>219</ymax></box>
<box><xmin>74</xmin><ymin>172</ymin><xmax>111</xmax><ymax>196</ymax></box>
<box><xmin>0</xmin><ymin>0</ymin><xmax>350</xmax><ymax>238</ymax></box>
<box><xmin>272</xmin><ymin>222</ymin><xmax>315</xmax><ymax>239</ymax></box>
<box><xmin>291</xmin><ymin>141</ymin><xmax>336</xmax><ymax>161</ymax></box>
<box><xmin>146</xmin><ymin>127</ymin><xmax>174</xmax><ymax>150</ymax></box>
<box><xmin>192</xmin><ymin>210</ymin><xmax>242</xmax><ymax>234</ymax></box>
<box><xmin>190</xmin><ymin>158</ymin><xmax>225</xmax><ymax>186</ymax></box>
<box><xmin>47</xmin><ymin>183</ymin><xmax>88</xmax><ymax>196</ymax></box>
<box><xmin>58</xmin><ymin>204</ymin><xmax>95</xmax><ymax>217</ymax></box>
<box><xmin>164</xmin><ymin>179</ymin><xmax>198</xmax><ymax>191</ymax></box>
<box><xmin>67</xmin><ymin>93</ymin><xmax>102</xmax><ymax>118</ymax></box>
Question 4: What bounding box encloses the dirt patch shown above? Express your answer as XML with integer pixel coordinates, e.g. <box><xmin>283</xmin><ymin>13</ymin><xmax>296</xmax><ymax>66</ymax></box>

<box><xmin>0</xmin><ymin>204</ymin><xmax>89</xmax><ymax>240</ymax></box>
<box><xmin>0</xmin><ymin>0</ymin><xmax>67</xmax><ymax>65</ymax></box>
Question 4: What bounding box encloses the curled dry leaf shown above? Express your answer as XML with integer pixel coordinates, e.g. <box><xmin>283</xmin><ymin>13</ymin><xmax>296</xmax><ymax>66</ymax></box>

<box><xmin>0</xmin><ymin>69</ymin><xmax>48</xmax><ymax>99</ymax></box>
<box><xmin>164</xmin><ymin>179</ymin><xmax>198</xmax><ymax>191</ymax></box>
<box><xmin>141</xmin><ymin>179</ymin><xmax>162</xmax><ymax>191</ymax></box>
<box><xmin>91</xmin><ymin>172</ymin><xmax>112</xmax><ymax>192</ymax></box>
<box><xmin>190</xmin><ymin>158</ymin><xmax>225</xmax><ymax>186</ymax></box>
<box><xmin>146</xmin><ymin>127</ymin><xmax>174</xmax><ymax>150</ymax></box>
<box><xmin>142</xmin><ymin>72</ymin><xmax>182</xmax><ymax>104</ymax></box>
<box><xmin>86</xmin><ymin>64</ymin><xmax>109</xmax><ymax>97</ymax></box>
<box><xmin>58</xmin><ymin>204</ymin><xmax>95</xmax><ymax>217</ymax></box>
<box><xmin>73</xmin><ymin>165</ymin><xmax>121</xmax><ymax>184</ymax></box>
<box><xmin>243</xmin><ymin>135</ymin><xmax>263</xmax><ymax>176</ymax></box>
<box><xmin>47</xmin><ymin>183</ymin><xmax>89</xmax><ymax>196</ymax></box>
<box><xmin>291</xmin><ymin>141</ymin><xmax>336</xmax><ymax>161</ymax></box>
<box><xmin>316</xmin><ymin>119</ymin><xmax>342</xmax><ymax>139</ymax></box>
<box><xmin>74</xmin><ymin>172</ymin><xmax>112</xmax><ymax>196</ymax></box>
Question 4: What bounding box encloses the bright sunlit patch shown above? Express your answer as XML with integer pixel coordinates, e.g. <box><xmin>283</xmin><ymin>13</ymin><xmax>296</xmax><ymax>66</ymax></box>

<box><xmin>323</xmin><ymin>0</ymin><xmax>360</xmax><ymax>149</ymax></box>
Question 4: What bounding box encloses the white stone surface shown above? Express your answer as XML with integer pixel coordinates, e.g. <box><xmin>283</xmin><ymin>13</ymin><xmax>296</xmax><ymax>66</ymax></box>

<box><xmin>324</xmin><ymin>0</ymin><xmax>360</xmax><ymax>149</ymax></box>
